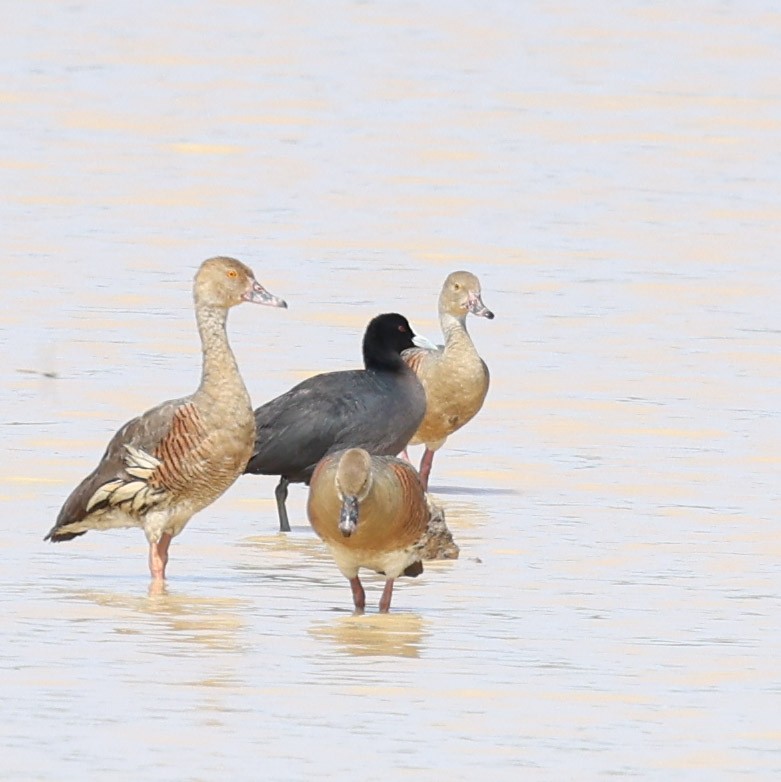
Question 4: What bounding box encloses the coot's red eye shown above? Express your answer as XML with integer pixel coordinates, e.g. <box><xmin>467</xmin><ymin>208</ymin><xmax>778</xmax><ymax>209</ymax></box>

<box><xmin>398</xmin><ymin>324</ymin><xmax>406</xmax><ymax>332</ymax></box>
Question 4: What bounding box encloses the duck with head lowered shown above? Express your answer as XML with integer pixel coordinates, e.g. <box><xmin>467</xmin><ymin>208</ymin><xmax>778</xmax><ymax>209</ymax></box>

<box><xmin>307</xmin><ymin>447</ymin><xmax>456</xmax><ymax>613</ymax></box>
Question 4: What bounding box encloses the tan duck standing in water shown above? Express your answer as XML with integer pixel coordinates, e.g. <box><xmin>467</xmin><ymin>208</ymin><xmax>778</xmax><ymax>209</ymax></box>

<box><xmin>402</xmin><ymin>271</ymin><xmax>494</xmax><ymax>489</ymax></box>
<box><xmin>307</xmin><ymin>448</ymin><xmax>456</xmax><ymax>613</ymax></box>
<box><xmin>45</xmin><ymin>257</ymin><xmax>286</xmax><ymax>582</ymax></box>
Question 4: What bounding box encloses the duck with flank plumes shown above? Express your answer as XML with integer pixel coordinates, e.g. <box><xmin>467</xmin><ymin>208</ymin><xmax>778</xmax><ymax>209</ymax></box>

<box><xmin>45</xmin><ymin>257</ymin><xmax>286</xmax><ymax>582</ymax></box>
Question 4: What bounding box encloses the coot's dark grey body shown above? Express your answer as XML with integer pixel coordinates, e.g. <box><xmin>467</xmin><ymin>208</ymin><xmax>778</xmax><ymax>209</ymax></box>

<box><xmin>245</xmin><ymin>313</ymin><xmax>427</xmax><ymax>531</ymax></box>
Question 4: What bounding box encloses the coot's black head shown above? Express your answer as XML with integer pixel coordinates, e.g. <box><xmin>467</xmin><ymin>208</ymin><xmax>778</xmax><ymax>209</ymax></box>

<box><xmin>362</xmin><ymin>313</ymin><xmax>418</xmax><ymax>371</ymax></box>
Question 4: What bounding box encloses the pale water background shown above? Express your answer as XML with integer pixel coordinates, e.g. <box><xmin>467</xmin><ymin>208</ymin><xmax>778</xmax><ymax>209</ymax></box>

<box><xmin>2</xmin><ymin>2</ymin><xmax>780</xmax><ymax>780</ymax></box>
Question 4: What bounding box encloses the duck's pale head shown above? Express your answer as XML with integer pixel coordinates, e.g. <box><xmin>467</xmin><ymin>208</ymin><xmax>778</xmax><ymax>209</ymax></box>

<box><xmin>335</xmin><ymin>448</ymin><xmax>373</xmax><ymax>537</ymax></box>
<box><xmin>194</xmin><ymin>256</ymin><xmax>287</xmax><ymax>310</ymax></box>
<box><xmin>440</xmin><ymin>270</ymin><xmax>494</xmax><ymax>320</ymax></box>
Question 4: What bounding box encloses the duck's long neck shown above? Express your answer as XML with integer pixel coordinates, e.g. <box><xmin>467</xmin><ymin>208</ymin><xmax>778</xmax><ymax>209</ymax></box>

<box><xmin>440</xmin><ymin>310</ymin><xmax>476</xmax><ymax>354</ymax></box>
<box><xmin>195</xmin><ymin>303</ymin><xmax>249</xmax><ymax>405</ymax></box>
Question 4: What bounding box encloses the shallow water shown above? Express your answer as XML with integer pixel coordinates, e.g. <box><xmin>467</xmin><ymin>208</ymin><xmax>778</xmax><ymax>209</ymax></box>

<box><xmin>2</xmin><ymin>2</ymin><xmax>780</xmax><ymax>780</ymax></box>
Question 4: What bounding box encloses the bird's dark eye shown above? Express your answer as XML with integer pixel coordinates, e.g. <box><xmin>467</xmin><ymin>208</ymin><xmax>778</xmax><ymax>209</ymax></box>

<box><xmin>454</xmin><ymin>283</ymin><xmax>461</xmax><ymax>290</ymax></box>
<box><xmin>398</xmin><ymin>324</ymin><xmax>406</xmax><ymax>332</ymax></box>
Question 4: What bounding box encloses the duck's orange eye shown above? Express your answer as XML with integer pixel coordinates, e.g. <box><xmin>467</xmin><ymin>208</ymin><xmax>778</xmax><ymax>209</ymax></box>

<box><xmin>227</xmin><ymin>269</ymin><xmax>238</xmax><ymax>279</ymax></box>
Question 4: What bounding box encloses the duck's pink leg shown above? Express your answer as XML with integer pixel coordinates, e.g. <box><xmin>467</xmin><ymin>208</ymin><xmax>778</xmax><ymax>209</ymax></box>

<box><xmin>418</xmin><ymin>447</ymin><xmax>435</xmax><ymax>491</ymax></box>
<box><xmin>148</xmin><ymin>580</ymin><xmax>167</xmax><ymax>597</ymax></box>
<box><xmin>148</xmin><ymin>533</ymin><xmax>172</xmax><ymax>581</ymax></box>
<box><xmin>379</xmin><ymin>579</ymin><xmax>395</xmax><ymax>613</ymax></box>
<box><xmin>349</xmin><ymin>576</ymin><xmax>366</xmax><ymax>613</ymax></box>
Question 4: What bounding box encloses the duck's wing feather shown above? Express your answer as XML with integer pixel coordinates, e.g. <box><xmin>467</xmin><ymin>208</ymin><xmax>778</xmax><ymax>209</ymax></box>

<box><xmin>46</xmin><ymin>397</ymin><xmax>199</xmax><ymax>539</ymax></box>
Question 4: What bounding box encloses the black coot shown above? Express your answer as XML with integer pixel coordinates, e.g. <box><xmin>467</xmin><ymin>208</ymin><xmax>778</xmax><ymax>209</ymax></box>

<box><xmin>245</xmin><ymin>313</ymin><xmax>428</xmax><ymax>531</ymax></box>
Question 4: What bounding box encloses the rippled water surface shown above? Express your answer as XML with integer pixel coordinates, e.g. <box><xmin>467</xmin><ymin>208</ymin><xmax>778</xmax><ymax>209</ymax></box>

<box><xmin>2</xmin><ymin>2</ymin><xmax>780</xmax><ymax>780</ymax></box>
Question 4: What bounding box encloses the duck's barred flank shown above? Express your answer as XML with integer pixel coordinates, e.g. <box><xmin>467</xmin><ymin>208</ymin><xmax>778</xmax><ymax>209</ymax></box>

<box><xmin>81</xmin><ymin>404</ymin><xmax>208</xmax><ymax>517</ymax></box>
<box><xmin>388</xmin><ymin>460</ymin><xmax>430</xmax><ymax>535</ymax></box>
<box><xmin>152</xmin><ymin>403</ymin><xmax>208</xmax><ymax>494</ymax></box>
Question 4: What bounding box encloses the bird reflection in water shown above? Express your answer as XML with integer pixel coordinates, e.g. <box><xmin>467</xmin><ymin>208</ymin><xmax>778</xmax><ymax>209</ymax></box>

<box><xmin>309</xmin><ymin>612</ymin><xmax>427</xmax><ymax>659</ymax></box>
<box><xmin>57</xmin><ymin>585</ymin><xmax>249</xmax><ymax>657</ymax></box>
